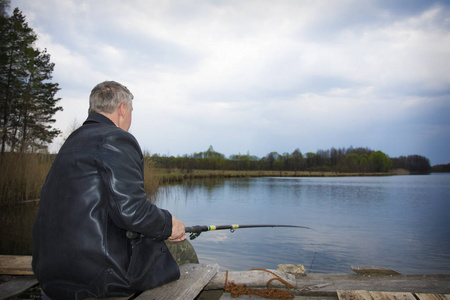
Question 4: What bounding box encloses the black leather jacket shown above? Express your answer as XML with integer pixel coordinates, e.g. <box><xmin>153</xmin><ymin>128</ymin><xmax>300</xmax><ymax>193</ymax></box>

<box><xmin>32</xmin><ymin>113</ymin><xmax>180</xmax><ymax>300</ymax></box>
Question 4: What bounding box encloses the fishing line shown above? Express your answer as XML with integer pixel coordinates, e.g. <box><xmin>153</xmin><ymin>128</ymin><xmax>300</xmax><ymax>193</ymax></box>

<box><xmin>308</xmin><ymin>251</ymin><xmax>317</xmax><ymax>273</ymax></box>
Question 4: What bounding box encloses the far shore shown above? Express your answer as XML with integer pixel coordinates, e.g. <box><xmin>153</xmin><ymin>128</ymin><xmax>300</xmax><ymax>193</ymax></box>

<box><xmin>152</xmin><ymin>168</ymin><xmax>411</xmax><ymax>184</ymax></box>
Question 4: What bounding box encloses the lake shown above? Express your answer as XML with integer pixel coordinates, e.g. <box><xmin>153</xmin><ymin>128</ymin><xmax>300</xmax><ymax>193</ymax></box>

<box><xmin>1</xmin><ymin>174</ymin><xmax>449</xmax><ymax>275</ymax></box>
<box><xmin>155</xmin><ymin>174</ymin><xmax>450</xmax><ymax>274</ymax></box>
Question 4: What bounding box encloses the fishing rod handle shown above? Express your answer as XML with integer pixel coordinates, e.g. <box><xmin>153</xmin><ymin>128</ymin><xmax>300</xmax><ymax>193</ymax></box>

<box><xmin>185</xmin><ymin>225</ymin><xmax>208</xmax><ymax>233</ymax></box>
<box><xmin>127</xmin><ymin>225</ymin><xmax>205</xmax><ymax>239</ymax></box>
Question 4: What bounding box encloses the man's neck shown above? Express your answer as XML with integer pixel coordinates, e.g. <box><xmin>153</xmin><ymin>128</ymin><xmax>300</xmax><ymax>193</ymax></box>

<box><xmin>98</xmin><ymin>111</ymin><xmax>119</xmax><ymax>127</ymax></box>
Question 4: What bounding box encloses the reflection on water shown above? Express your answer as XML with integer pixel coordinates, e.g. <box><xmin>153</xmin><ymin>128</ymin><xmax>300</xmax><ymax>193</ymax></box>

<box><xmin>156</xmin><ymin>174</ymin><xmax>450</xmax><ymax>274</ymax></box>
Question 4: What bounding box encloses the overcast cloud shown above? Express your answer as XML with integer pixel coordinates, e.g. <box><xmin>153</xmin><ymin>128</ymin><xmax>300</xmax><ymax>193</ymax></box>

<box><xmin>11</xmin><ymin>0</ymin><xmax>450</xmax><ymax>164</ymax></box>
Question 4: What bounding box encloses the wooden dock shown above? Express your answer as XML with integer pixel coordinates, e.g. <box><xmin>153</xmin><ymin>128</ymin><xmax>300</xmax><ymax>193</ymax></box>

<box><xmin>337</xmin><ymin>290</ymin><xmax>450</xmax><ymax>300</ymax></box>
<box><xmin>219</xmin><ymin>291</ymin><xmax>450</xmax><ymax>299</ymax></box>
<box><xmin>1</xmin><ymin>255</ymin><xmax>450</xmax><ymax>300</ymax></box>
<box><xmin>0</xmin><ymin>256</ymin><xmax>219</xmax><ymax>300</ymax></box>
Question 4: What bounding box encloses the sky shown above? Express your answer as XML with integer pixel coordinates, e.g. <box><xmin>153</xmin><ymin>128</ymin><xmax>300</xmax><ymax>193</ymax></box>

<box><xmin>10</xmin><ymin>0</ymin><xmax>450</xmax><ymax>165</ymax></box>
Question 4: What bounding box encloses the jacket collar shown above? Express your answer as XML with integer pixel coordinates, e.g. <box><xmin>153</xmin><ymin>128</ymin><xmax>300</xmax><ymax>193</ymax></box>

<box><xmin>83</xmin><ymin>112</ymin><xmax>116</xmax><ymax>127</ymax></box>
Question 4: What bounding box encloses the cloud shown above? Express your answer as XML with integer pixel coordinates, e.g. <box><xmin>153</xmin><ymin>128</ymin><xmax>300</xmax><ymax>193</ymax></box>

<box><xmin>11</xmin><ymin>0</ymin><xmax>450</xmax><ymax>164</ymax></box>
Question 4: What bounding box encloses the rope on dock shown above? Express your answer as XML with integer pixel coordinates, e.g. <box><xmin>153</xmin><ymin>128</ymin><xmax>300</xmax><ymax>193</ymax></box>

<box><xmin>223</xmin><ymin>268</ymin><xmax>297</xmax><ymax>299</ymax></box>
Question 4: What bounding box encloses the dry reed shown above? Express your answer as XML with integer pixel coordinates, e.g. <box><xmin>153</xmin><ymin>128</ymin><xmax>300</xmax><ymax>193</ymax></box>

<box><xmin>0</xmin><ymin>153</ymin><xmax>52</xmax><ymax>204</ymax></box>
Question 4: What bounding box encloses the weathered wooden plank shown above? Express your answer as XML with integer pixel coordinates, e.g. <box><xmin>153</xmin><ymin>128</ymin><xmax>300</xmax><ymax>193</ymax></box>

<box><xmin>415</xmin><ymin>294</ymin><xmax>450</xmax><ymax>300</ymax></box>
<box><xmin>206</xmin><ymin>273</ymin><xmax>450</xmax><ymax>295</ymax></box>
<box><xmin>337</xmin><ymin>290</ymin><xmax>373</xmax><ymax>300</ymax></box>
<box><xmin>86</xmin><ymin>296</ymin><xmax>131</xmax><ymax>300</ymax></box>
<box><xmin>207</xmin><ymin>269</ymin><xmax>298</xmax><ymax>290</ymax></box>
<box><xmin>219</xmin><ymin>291</ymin><xmax>450</xmax><ymax>300</ymax></box>
<box><xmin>351</xmin><ymin>266</ymin><xmax>401</xmax><ymax>276</ymax></box>
<box><xmin>0</xmin><ymin>276</ymin><xmax>38</xmax><ymax>300</ymax></box>
<box><xmin>135</xmin><ymin>263</ymin><xmax>219</xmax><ymax>300</ymax></box>
<box><xmin>219</xmin><ymin>294</ymin><xmax>338</xmax><ymax>299</ymax></box>
<box><xmin>369</xmin><ymin>291</ymin><xmax>416</xmax><ymax>300</ymax></box>
<box><xmin>0</xmin><ymin>255</ymin><xmax>33</xmax><ymax>275</ymax></box>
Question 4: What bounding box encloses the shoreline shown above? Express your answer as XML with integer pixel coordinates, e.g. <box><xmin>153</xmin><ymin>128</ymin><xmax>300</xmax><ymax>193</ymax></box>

<box><xmin>153</xmin><ymin>168</ymin><xmax>410</xmax><ymax>184</ymax></box>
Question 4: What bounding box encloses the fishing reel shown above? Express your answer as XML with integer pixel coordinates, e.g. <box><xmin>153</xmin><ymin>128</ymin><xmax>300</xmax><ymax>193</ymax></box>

<box><xmin>189</xmin><ymin>232</ymin><xmax>202</xmax><ymax>240</ymax></box>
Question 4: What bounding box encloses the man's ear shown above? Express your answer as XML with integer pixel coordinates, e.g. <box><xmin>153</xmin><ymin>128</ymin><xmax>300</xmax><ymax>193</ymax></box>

<box><xmin>118</xmin><ymin>102</ymin><xmax>127</xmax><ymax>117</ymax></box>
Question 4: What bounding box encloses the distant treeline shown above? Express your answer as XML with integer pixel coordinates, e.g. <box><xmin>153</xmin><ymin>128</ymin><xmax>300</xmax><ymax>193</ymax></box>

<box><xmin>431</xmin><ymin>163</ymin><xmax>450</xmax><ymax>173</ymax></box>
<box><xmin>148</xmin><ymin>146</ymin><xmax>432</xmax><ymax>174</ymax></box>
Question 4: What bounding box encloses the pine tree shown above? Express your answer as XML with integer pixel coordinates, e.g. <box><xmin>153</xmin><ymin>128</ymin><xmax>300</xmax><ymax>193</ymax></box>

<box><xmin>0</xmin><ymin>7</ymin><xmax>62</xmax><ymax>154</ymax></box>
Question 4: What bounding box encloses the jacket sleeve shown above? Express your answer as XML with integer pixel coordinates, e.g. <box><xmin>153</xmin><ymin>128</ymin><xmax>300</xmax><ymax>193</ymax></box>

<box><xmin>98</xmin><ymin>130</ymin><xmax>172</xmax><ymax>240</ymax></box>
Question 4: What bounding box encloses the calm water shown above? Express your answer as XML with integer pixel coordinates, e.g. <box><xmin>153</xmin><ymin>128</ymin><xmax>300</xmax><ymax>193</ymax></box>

<box><xmin>1</xmin><ymin>174</ymin><xmax>449</xmax><ymax>275</ymax></box>
<box><xmin>156</xmin><ymin>174</ymin><xmax>450</xmax><ymax>274</ymax></box>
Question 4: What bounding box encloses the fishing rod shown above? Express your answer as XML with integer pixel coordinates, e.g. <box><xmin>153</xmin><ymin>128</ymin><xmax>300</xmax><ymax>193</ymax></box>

<box><xmin>185</xmin><ymin>224</ymin><xmax>312</xmax><ymax>240</ymax></box>
<box><xmin>126</xmin><ymin>224</ymin><xmax>312</xmax><ymax>240</ymax></box>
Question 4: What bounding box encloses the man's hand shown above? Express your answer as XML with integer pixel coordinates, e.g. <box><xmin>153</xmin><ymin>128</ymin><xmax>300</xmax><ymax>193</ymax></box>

<box><xmin>168</xmin><ymin>216</ymin><xmax>186</xmax><ymax>242</ymax></box>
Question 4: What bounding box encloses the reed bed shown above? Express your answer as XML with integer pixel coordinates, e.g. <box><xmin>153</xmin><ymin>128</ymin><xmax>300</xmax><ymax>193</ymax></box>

<box><xmin>143</xmin><ymin>156</ymin><xmax>161</xmax><ymax>199</ymax></box>
<box><xmin>0</xmin><ymin>153</ymin><xmax>162</xmax><ymax>203</ymax></box>
<box><xmin>0</xmin><ymin>153</ymin><xmax>53</xmax><ymax>204</ymax></box>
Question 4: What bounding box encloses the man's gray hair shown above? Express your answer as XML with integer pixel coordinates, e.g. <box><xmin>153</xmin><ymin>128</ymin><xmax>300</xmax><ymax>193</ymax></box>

<box><xmin>89</xmin><ymin>81</ymin><xmax>134</xmax><ymax>114</ymax></box>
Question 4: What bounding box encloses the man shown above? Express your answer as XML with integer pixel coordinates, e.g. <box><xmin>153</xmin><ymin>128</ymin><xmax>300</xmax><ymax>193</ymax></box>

<box><xmin>32</xmin><ymin>81</ymin><xmax>195</xmax><ymax>300</ymax></box>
